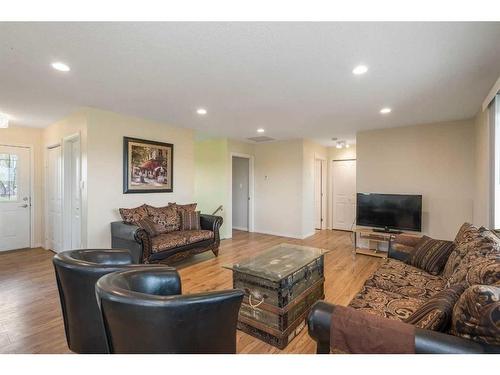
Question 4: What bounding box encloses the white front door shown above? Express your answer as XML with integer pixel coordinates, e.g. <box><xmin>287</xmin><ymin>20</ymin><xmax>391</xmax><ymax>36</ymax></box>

<box><xmin>332</xmin><ymin>160</ymin><xmax>356</xmax><ymax>231</ymax></box>
<box><xmin>0</xmin><ymin>145</ymin><xmax>31</xmax><ymax>251</ymax></box>
<box><xmin>47</xmin><ymin>146</ymin><xmax>63</xmax><ymax>252</ymax></box>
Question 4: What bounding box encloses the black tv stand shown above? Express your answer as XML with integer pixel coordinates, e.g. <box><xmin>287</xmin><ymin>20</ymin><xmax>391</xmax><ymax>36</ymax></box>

<box><xmin>373</xmin><ymin>227</ymin><xmax>402</xmax><ymax>234</ymax></box>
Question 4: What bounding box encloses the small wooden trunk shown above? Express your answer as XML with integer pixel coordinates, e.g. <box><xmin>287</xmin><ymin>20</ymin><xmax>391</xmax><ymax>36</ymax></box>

<box><xmin>227</xmin><ymin>244</ymin><xmax>326</xmax><ymax>349</ymax></box>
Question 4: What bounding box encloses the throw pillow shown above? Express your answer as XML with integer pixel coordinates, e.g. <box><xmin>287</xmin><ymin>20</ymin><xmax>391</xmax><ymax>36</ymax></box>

<box><xmin>408</xmin><ymin>236</ymin><xmax>455</xmax><ymax>275</ymax></box>
<box><xmin>446</xmin><ymin>252</ymin><xmax>500</xmax><ymax>288</ymax></box>
<box><xmin>181</xmin><ymin>210</ymin><xmax>201</xmax><ymax>231</ymax></box>
<box><xmin>135</xmin><ymin>217</ymin><xmax>162</xmax><ymax>237</ymax></box>
<box><xmin>451</xmin><ymin>284</ymin><xmax>500</xmax><ymax>346</ymax></box>
<box><xmin>119</xmin><ymin>205</ymin><xmax>148</xmax><ymax>224</ymax></box>
<box><xmin>404</xmin><ymin>284</ymin><xmax>466</xmax><ymax>331</ymax></box>
<box><xmin>145</xmin><ymin>205</ymin><xmax>179</xmax><ymax>233</ymax></box>
<box><xmin>168</xmin><ymin>202</ymin><xmax>197</xmax><ymax>229</ymax></box>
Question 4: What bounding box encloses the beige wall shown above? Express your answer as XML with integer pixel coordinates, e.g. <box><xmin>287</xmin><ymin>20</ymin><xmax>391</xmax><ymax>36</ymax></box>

<box><xmin>473</xmin><ymin>108</ymin><xmax>491</xmax><ymax>227</ymax></box>
<box><xmin>85</xmin><ymin>108</ymin><xmax>195</xmax><ymax>247</ymax></box>
<box><xmin>194</xmin><ymin>138</ymin><xmax>231</xmax><ymax>238</ymax></box>
<box><xmin>254</xmin><ymin>140</ymin><xmax>304</xmax><ymax>238</ymax></box>
<box><xmin>0</xmin><ymin>125</ymin><xmax>44</xmax><ymax>247</ymax></box>
<box><xmin>357</xmin><ymin>119</ymin><xmax>475</xmax><ymax>240</ymax></box>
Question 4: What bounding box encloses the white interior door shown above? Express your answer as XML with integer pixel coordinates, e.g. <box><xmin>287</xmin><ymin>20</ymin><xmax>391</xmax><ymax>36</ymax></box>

<box><xmin>47</xmin><ymin>146</ymin><xmax>63</xmax><ymax>252</ymax></box>
<box><xmin>0</xmin><ymin>145</ymin><xmax>31</xmax><ymax>251</ymax></box>
<box><xmin>314</xmin><ymin>159</ymin><xmax>326</xmax><ymax>229</ymax></box>
<box><xmin>63</xmin><ymin>137</ymin><xmax>82</xmax><ymax>250</ymax></box>
<box><xmin>332</xmin><ymin>160</ymin><xmax>356</xmax><ymax>231</ymax></box>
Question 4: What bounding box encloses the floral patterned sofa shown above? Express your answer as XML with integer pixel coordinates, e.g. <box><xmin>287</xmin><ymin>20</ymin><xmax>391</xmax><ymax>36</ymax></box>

<box><xmin>110</xmin><ymin>202</ymin><xmax>223</xmax><ymax>264</ymax></box>
<box><xmin>308</xmin><ymin>223</ymin><xmax>500</xmax><ymax>353</ymax></box>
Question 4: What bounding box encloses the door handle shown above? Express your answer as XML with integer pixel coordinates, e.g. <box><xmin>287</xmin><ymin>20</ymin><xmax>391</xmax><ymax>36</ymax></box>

<box><xmin>20</xmin><ymin>204</ymin><xmax>28</xmax><ymax>208</ymax></box>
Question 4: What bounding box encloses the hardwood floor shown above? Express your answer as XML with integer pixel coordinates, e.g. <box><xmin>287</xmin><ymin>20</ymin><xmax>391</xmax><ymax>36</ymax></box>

<box><xmin>0</xmin><ymin>229</ymin><xmax>381</xmax><ymax>354</ymax></box>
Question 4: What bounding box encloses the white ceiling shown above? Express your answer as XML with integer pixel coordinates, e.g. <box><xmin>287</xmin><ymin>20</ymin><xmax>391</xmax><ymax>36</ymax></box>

<box><xmin>1</xmin><ymin>22</ymin><xmax>500</xmax><ymax>145</ymax></box>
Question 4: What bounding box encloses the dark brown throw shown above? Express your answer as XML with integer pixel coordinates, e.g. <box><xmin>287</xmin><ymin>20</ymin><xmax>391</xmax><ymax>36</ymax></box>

<box><xmin>330</xmin><ymin>306</ymin><xmax>416</xmax><ymax>354</ymax></box>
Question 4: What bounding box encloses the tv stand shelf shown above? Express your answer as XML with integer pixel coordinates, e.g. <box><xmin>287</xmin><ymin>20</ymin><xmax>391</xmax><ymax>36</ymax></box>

<box><xmin>353</xmin><ymin>227</ymin><xmax>420</xmax><ymax>259</ymax></box>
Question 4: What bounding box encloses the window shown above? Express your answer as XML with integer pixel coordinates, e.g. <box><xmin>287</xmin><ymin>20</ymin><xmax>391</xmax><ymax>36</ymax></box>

<box><xmin>0</xmin><ymin>153</ymin><xmax>18</xmax><ymax>202</ymax></box>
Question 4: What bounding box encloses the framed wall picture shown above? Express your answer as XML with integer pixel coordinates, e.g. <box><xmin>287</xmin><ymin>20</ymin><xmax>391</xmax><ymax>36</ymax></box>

<box><xmin>123</xmin><ymin>137</ymin><xmax>173</xmax><ymax>193</ymax></box>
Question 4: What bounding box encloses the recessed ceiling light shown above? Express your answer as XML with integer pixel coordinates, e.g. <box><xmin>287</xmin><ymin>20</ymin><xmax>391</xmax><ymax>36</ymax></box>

<box><xmin>352</xmin><ymin>65</ymin><xmax>368</xmax><ymax>75</ymax></box>
<box><xmin>0</xmin><ymin>113</ymin><xmax>9</xmax><ymax>128</ymax></box>
<box><xmin>196</xmin><ymin>108</ymin><xmax>207</xmax><ymax>115</ymax></box>
<box><xmin>380</xmin><ymin>107</ymin><xmax>392</xmax><ymax>114</ymax></box>
<box><xmin>346</xmin><ymin>144</ymin><xmax>350</xmax><ymax>148</ymax></box>
<box><xmin>51</xmin><ymin>62</ymin><xmax>70</xmax><ymax>72</ymax></box>
<box><xmin>257</xmin><ymin>128</ymin><xmax>265</xmax><ymax>133</ymax></box>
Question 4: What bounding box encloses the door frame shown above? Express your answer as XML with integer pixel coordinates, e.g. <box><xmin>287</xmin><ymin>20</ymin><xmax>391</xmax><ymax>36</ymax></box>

<box><xmin>0</xmin><ymin>143</ymin><xmax>35</xmax><ymax>248</ymax></box>
<box><xmin>62</xmin><ymin>133</ymin><xmax>83</xmax><ymax>250</ymax></box>
<box><xmin>229</xmin><ymin>152</ymin><xmax>255</xmax><ymax>237</ymax></box>
<box><xmin>314</xmin><ymin>154</ymin><xmax>327</xmax><ymax>230</ymax></box>
<box><xmin>331</xmin><ymin>158</ymin><xmax>357</xmax><ymax>231</ymax></box>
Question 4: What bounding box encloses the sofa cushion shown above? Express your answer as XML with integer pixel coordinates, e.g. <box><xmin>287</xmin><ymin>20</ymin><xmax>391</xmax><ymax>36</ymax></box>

<box><xmin>404</xmin><ymin>284</ymin><xmax>466</xmax><ymax>331</ymax></box>
<box><xmin>446</xmin><ymin>252</ymin><xmax>500</xmax><ymax>288</ymax></box>
<box><xmin>146</xmin><ymin>205</ymin><xmax>180</xmax><ymax>233</ymax></box>
<box><xmin>180</xmin><ymin>230</ymin><xmax>214</xmax><ymax>245</ymax></box>
<box><xmin>181</xmin><ymin>210</ymin><xmax>201</xmax><ymax>231</ymax></box>
<box><xmin>451</xmin><ymin>284</ymin><xmax>500</xmax><ymax>346</ymax></box>
<box><xmin>364</xmin><ymin>259</ymin><xmax>447</xmax><ymax>299</ymax></box>
<box><xmin>168</xmin><ymin>202</ymin><xmax>197</xmax><ymax>229</ymax></box>
<box><xmin>442</xmin><ymin>223</ymin><xmax>484</xmax><ymax>278</ymax></box>
<box><xmin>348</xmin><ymin>285</ymin><xmax>425</xmax><ymax>322</ymax></box>
<box><xmin>119</xmin><ymin>205</ymin><xmax>148</xmax><ymax>224</ymax></box>
<box><xmin>408</xmin><ymin>236</ymin><xmax>455</xmax><ymax>276</ymax></box>
<box><xmin>151</xmin><ymin>232</ymin><xmax>188</xmax><ymax>253</ymax></box>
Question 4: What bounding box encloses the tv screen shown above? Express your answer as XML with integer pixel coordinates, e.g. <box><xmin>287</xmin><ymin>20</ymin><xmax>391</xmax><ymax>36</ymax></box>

<box><xmin>356</xmin><ymin>193</ymin><xmax>422</xmax><ymax>232</ymax></box>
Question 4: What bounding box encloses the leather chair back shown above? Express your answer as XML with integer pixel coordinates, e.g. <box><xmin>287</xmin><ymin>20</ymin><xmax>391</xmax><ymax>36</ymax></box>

<box><xmin>52</xmin><ymin>249</ymin><xmax>135</xmax><ymax>353</ymax></box>
<box><xmin>96</xmin><ymin>267</ymin><xmax>244</xmax><ymax>354</ymax></box>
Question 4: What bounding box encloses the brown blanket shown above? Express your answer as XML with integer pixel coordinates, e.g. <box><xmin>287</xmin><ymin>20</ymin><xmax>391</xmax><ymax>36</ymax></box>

<box><xmin>331</xmin><ymin>306</ymin><xmax>416</xmax><ymax>354</ymax></box>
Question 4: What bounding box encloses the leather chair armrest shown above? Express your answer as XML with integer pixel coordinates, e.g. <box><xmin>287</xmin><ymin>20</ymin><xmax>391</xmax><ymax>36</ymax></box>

<box><xmin>307</xmin><ymin>300</ymin><xmax>335</xmax><ymax>353</ymax></box>
<box><xmin>200</xmin><ymin>214</ymin><xmax>223</xmax><ymax>232</ymax></box>
<box><xmin>307</xmin><ymin>301</ymin><xmax>499</xmax><ymax>354</ymax></box>
<box><xmin>111</xmin><ymin>221</ymin><xmax>142</xmax><ymax>242</ymax></box>
<box><xmin>415</xmin><ymin>329</ymin><xmax>500</xmax><ymax>354</ymax></box>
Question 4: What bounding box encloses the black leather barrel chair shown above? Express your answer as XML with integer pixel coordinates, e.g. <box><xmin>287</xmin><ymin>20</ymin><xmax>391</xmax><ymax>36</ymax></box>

<box><xmin>95</xmin><ymin>267</ymin><xmax>244</xmax><ymax>354</ymax></box>
<box><xmin>53</xmin><ymin>249</ymin><xmax>142</xmax><ymax>353</ymax></box>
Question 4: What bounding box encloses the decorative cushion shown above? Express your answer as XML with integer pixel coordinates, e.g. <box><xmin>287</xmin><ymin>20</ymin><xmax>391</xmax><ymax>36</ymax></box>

<box><xmin>168</xmin><ymin>202</ymin><xmax>197</xmax><ymax>212</ymax></box>
<box><xmin>364</xmin><ymin>259</ymin><xmax>447</xmax><ymax>299</ymax></box>
<box><xmin>451</xmin><ymin>284</ymin><xmax>500</xmax><ymax>346</ymax></box>
<box><xmin>168</xmin><ymin>202</ymin><xmax>197</xmax><ymax>229</ymax></box>
<box><xmin>119</xmin><ymin>205</ymin><xmax>148</xmax><ymax>224</ymax></box>
<box><xmin>151</xmin><ymin>232</ymin><xmax>188</xmax><ymax>253</ymax></box>
<box><xmin>180</xmin><ymin>229</ymin><xmax>214</xmax><ymax>245</ymax></box>
<box><xmin>135</xmin><ymin>217</ymin><xmax>162</xmax><ymax>237</ymax></box>
<box><xmin>446</xmin><ymin>252</ymin><xmax>500</xmax><ymax>288</ymax></box>
<box><xmin>404</xmin><ymin>284</ymin><xmax>466</xmax><ymax>331</ymax></box>
<box><xmin>442</xmin><ymin>223</ymin><xmax>484</xmax><ymax>278</ymax></box>
<box><xmin>408</xmin><ymin>236</ymin><xmax>455</xmax><ymax>276</ymax></box>
<box><xmin>454</xmin><ymin>223</ymin><xmax>482</xmax><ymax>246</ymax></box>
<box><xmin>348</xmin><ymin>285</ymin><xmax>426</xmax><ymax>322</ymax></box>
<box><xmin>145</xmin><ymin>205</ymin><xmax>180</xmax><ymax>233</ymax></box>
<box><xmin>181</xmin><ymin>210</ymin><xmax>201</xmax><ymax>231</ymax></box>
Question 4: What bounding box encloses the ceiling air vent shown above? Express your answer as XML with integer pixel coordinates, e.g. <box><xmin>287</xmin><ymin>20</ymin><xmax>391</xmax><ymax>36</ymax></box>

<box><xmin>247</xmin><ymin>136</ymin><xmax>275</xmax><ymax>143</ymax></box>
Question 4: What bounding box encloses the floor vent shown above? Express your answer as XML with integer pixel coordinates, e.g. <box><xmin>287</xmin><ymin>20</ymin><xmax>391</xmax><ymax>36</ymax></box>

<box><xmin>246</xmin><ymin>136</ymin><xmax>276</xmax><ymax>143</ymax></box>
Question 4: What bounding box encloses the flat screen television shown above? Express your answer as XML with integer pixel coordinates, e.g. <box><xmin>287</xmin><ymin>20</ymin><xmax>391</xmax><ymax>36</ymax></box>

<box><xmin>356</xmin><ymin>193</ymin><xmax>422</xmax><ymax>232</ymax></box>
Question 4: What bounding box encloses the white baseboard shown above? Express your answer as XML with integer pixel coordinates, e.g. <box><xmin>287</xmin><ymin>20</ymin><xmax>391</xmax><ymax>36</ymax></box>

<box><xmin>232</xmin><ymin>226</ymin><xmax>249</xmax><ymax>231</ymax></box>
<box><xmin>301</xmin><ymin>231</ymin><xmax>317</xmax><ymax>239</ymax></box>
<box><xmin>252</xmin><ymin>229</ymin><xmax>305</xmax><ymax>240</ymax></box>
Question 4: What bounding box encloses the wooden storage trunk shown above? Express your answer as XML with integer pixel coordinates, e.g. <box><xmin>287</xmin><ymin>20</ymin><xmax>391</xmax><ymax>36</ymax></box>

<box><xmin>227</xmin><ymin>244</ymin><xmax>326</xmax><ymax>349</ymax></box>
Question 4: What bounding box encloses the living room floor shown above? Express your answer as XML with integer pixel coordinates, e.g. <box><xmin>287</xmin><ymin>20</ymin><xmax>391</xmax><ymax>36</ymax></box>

<box><xmin>0</xmin><ymin>229</ymin><xmax>382</xmax><ymax>354</ymax></box>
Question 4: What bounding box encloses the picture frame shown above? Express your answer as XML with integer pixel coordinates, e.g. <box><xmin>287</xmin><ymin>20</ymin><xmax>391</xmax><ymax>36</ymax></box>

<box><xmin>123</xmin><ymin>137</ymin><xmax>174</xmax><ymax>194</ymax></box>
